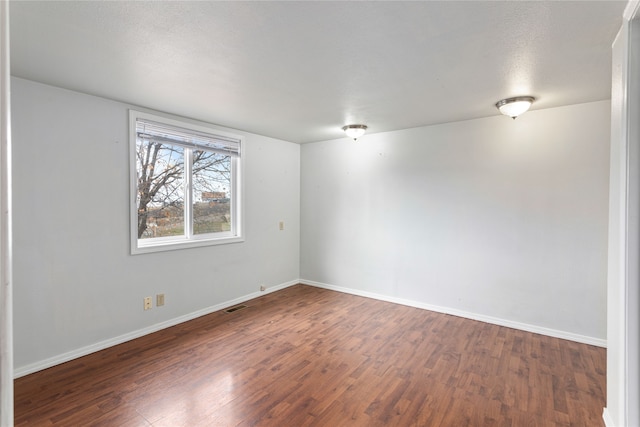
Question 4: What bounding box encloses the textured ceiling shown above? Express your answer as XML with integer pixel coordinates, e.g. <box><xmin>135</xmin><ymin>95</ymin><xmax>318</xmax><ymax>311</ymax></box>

<box><xmin>10</xmin><ymin>1</ymin><xmax>625</xmax><ymax>143</ymax></box>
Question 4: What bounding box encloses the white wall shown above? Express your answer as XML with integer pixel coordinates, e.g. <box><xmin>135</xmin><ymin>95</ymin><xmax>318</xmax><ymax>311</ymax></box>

<box><xmin>11</xmin><ymin>77</ymin><xmax>300</xmax><ymax>374</ymax></box>
<box><xmin>301</xmin><ymin>101</ymin><xmax>610</xmax><ymax>344</ymax></box>
<box><xmin>10</xmin><ymin>75</ymin><xmax>612</xmax><ymax>378</ymax></box>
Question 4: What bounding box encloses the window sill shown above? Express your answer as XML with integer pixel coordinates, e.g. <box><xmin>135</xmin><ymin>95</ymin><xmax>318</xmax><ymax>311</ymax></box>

<box><xmin>131</xmin><ymin>235</ymin><xmax>244</xmax><ymax>255</ymax></box>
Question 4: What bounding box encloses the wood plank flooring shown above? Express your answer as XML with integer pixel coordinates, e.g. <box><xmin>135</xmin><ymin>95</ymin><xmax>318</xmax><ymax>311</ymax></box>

<box><xmin>14</xmin><ymin>284</ymin><xmax>606</xmax><ymax>426</ymax></box>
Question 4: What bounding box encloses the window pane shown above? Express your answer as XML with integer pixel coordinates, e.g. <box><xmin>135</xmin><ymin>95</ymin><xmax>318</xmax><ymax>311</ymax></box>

<box><xmin>192</xmin><ymin>150</ymin><xmax>232</xmax><ymax>235</ymax></box>
<box><xmin>136</xmin><ymin>140</ymin><xmax>185</xmax><ymax>239</ymax></box>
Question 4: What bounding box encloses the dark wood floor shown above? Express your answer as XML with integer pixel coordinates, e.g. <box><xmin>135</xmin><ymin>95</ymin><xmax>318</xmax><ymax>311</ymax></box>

<box><xmin>15</xmin><ymin>284</ymin><xmax>606</xmax><ymax>426</ymax></box>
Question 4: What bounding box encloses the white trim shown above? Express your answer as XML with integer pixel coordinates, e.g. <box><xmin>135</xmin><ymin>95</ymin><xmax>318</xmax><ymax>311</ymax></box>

<box><xmin>624</xmin><ymin>0</ymin><xmax>640</xmax><ymax>21</ymax></box>
<box><xmin>624</xmin><ymin>8</ymin><xmax>640</xmax><ymax>425</ymax></box>
<box><xmin>0</xmin><ymin>0</ymin><xmax>13</xmax><ymax>424</ymax></box>
<box><xmin>14</xmin><ymin>276</ymin><xmax>609</xmax><ymax>379</ymax></box>
<box><xmin>603</xmin><ymin>408</ymin><xmax>616</xmax><ymax>427</ymax></box>
<box><xmin>13</xmin><ymin>279</ymin><xmax>298</xmax><ymax>378</ymax></box>
<box><xmin>134</xmin><ymin>235</ymin><xmax>245</xmax><ymax>254</ymax></box>
<box><xmin>14</xmin><ymin>277</ymin><xmax>608</xmax><ymax>378</ymax></box>
<box><xmin>606</xmin><ymin>3</ymin><xmax>640</xmax><ymax>425</ymax></box>
<box><xmin>300</xmin><ymin>279</ymin><xmax>607</xmax><ymax>348</ymax></box>
<box><xmin>608</xmin><ymin>18</ymin><xmax>629</xmax><ymax>427</ymax></box>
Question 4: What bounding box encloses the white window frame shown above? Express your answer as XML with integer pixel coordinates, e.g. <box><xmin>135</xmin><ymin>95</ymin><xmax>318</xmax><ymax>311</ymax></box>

<box><xmin>129</xmin><ymin>110</ymin><xmax>244</xmax><ymax>254</ymax></box>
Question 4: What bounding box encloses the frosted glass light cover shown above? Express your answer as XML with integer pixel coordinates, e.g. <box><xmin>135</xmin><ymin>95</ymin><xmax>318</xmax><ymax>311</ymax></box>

<box><xmin>345</xmin><ymin>127</ymin><xmax>366</xmax><ymax>139</ymax></box>
<box><xmin>342</xmin><ymin>124</ymin><xmax>368</xmax><ymax>140</ymax></box>
<box><xmin>496</xmin><ymin>97</ymin><xmax>535</xmax><ymax>119</ymax></box>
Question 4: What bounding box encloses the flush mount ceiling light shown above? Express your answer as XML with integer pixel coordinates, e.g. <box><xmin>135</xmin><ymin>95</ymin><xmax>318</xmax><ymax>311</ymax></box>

<box><xmin>495</xmin><ymin>96</ymin><xmax>535</xmax><ymax>119</ymax></box>
<box><xmin>342</xmin><ymin>124</ymin><xmax>368</xmax><ymax>141</ymax></box>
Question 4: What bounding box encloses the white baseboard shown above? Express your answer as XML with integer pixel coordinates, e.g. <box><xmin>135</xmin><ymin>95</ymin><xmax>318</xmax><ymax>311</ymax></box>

<box><xmin>602</xmin><ymin>408</ymin><xmax>615</xmax><ymax>427</ymax></box>
<box><xmin>13</xmin><ymin>279</ymin><xmax>299</xmax><ymax>378</ymax></box>
<box><xmin>16</xmin><ymin>278</ymin><xmax>606</xmax><ymax>378</ymax></box>
<box><xmin>300</xmin><ymin>279</ymin><xmax>607</xmax><ymax>348</ymax></box>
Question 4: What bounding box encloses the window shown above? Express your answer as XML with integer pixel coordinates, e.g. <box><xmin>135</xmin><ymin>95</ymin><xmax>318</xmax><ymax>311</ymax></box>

<box><xmin>129</xmin><ymin>110</ymin><xmax>243</xmax><ymax>254</ymax></box>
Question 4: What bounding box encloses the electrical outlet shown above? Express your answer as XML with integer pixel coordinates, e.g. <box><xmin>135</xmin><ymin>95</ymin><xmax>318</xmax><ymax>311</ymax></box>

<box><xmin>156</xmin><ymin>293</ymin><xmax>165</xmax><ymax>307</ymax></box>
<box><xmin>143</xmin><ymin>296</ymin><xmax>152</xmax><ymax>311</ymax></box>
<box><xmin>279</xmin><ymin>221</ymin><xmax>284</xmax><ymax>231</ymax></box>
<box><xmin>260</xmin><ymin>285</ymin><xmax>266</xmax><ymax>292</ymax></box>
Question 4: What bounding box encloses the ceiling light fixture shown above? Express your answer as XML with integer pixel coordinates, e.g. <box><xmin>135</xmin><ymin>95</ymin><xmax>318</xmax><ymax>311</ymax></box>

<box><xmin>496</xmin><ymin>96</ymin><xmax>535</xmax><ymax>119</ymax></box>
<box><xmin>342</xmin><ymin>124</ymin><xmax>368</xmax><ymax>141</ymax></box>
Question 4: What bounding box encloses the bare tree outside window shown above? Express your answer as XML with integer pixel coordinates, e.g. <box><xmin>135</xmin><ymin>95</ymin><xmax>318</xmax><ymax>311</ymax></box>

<box><xmin>136</xmin><ymin>141</ymin><xmax>184</xmax><ymax>238</ymax></box>
<box><xmin>135</xmin><ymin>142</ymin><xmax>231</xmax><ymax>239</ymax></box>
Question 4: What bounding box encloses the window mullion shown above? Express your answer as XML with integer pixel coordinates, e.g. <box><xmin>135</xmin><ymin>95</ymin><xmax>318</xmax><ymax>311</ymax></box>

<box><xmin>184</xmin><ymin>148</ymin><xmax>193</xmax><ymax>239</ymax></box>
<box><xmin>230</xmin><ymin>156</ymin><xmax>237</xmax><ymax>236</ymax></box>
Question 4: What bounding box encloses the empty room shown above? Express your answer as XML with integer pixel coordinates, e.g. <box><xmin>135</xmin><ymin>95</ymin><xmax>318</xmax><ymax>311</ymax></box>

<box><xmin>1</xmin><ymin>1</ymin><xmax>639</xmax><ymax>426</ymax></box>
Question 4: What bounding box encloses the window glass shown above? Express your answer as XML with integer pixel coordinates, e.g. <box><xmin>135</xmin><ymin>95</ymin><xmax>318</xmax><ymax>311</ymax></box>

<box><xmin>192</xmin><ymin>150</ymin><xmax>232</xmax><ymax>235</ymax></box>
<box><xmin>136</xmin><ymin>141</ymin><xmax>185</xmax><ymax>239</ymax></box>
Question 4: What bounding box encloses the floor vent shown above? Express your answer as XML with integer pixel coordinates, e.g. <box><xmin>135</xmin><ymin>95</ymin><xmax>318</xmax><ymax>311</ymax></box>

<box><xmin>224</xmin><ymin>304</ymin><xmax>248</xmax><ymax>313</ymax></box>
